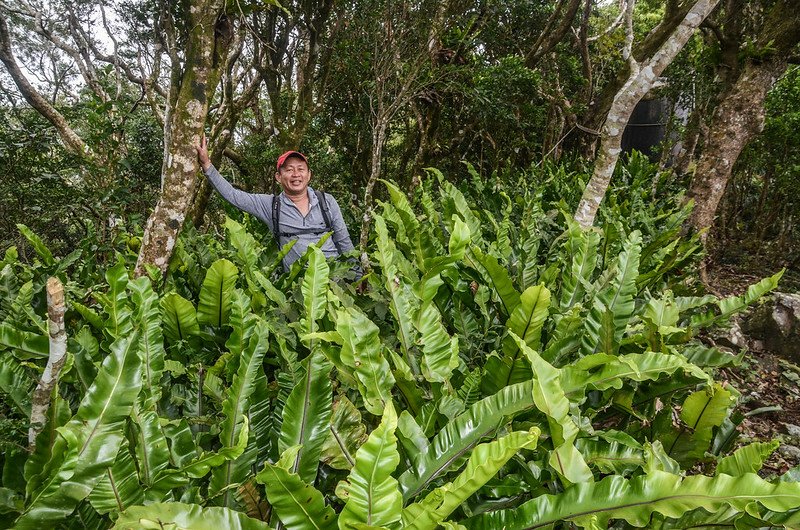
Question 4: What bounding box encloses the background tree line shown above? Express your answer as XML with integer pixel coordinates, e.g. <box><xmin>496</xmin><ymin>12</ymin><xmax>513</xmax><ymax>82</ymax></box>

<box><xmin>0</xmin><ymin>0</ymin><xmax>798</xmax><ymax>284</ymax></box>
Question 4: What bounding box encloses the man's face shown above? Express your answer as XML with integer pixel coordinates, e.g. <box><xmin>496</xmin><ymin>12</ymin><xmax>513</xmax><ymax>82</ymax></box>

<box><xmin>275</xmin><ymin>156</ymin><xmax>311</xmax><ymax>196</ymax></box>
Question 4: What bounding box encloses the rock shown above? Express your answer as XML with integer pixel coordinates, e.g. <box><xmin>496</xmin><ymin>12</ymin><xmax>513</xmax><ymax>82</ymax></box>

<box><xmin>741</xmin><ymin>292</ymin><xmax>800</xmax><ymax>362</ymax></box>
<box><xmin>784</xmin><ymin>423</ymin><xmax>800</xmax><ymax>439</ymax></box>
<box><xmin>712</xmin><ymin>320</ymin><xmax>747</xmax><ymax>350</ymax></box>
<box><xmin>779</xmin><ymin>444</ymin><xmax>800</xmax><ymax>461</ymax></box>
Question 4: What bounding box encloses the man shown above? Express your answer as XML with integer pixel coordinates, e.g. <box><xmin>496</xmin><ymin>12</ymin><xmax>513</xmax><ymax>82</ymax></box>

<box><xmin>196</xmin><ymin>137</ymin><xmax>356</xmax><ymax>270</ymax></box>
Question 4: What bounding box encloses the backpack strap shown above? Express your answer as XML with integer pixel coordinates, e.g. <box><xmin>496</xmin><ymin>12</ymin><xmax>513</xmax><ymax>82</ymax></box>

<box><xmin>314</xmin><ymin>189</ymin><xmax>345</xmax><ymax>255</ymax></box>
<box><xmin>271</xmin><ymin>194</ymin><xmax>281</xmax><ymax>244</ymax></box>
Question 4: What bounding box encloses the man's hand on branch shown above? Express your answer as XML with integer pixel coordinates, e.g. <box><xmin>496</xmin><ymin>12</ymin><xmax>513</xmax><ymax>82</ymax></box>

<box><xmin>196</xmin><ymin>136</ymin><xmax>212</xmax><ymax>171</ymax></box>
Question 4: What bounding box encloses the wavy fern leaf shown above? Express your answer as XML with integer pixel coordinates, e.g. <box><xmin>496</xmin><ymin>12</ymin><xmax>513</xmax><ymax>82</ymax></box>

<box><xmin>464</xmin><ymin>470</ymin><xmax>800</xmax><ymax>529</ymax></box>
<box><xmin>198</xmin><ymin>259</ymin><xmax>239</xmax><ymax>328</ymax></box>
<box><xmin>88</xmin><ymin>436</ymin><xmax>144</xmax><ymax>515</ymax></box>
<box><xmin>256</xmin><ymin>461</ymin><xmax>336</xmax><ymax>530</ymax></box>
<box><xmin>399</xmin><ymin>381</ymin><xmax>535</xmax><ymax>501</ymax></box>
<box><xmin>113</xmin><ymin>502</ymin><xmax>272</xmax><ymax>530</ymax></box>
<box><xmin>403</xmin><ymin>429</ymin><xmax>539</xmax><ymax>530</ymax></box>
<box><xmin>210</xmin><ymin>321</ymin><xmax>269</xmax><ymax>505</ymax></box>
<box><xmin>338</xmin><ymin>401</ymin><xmax>402</xmax><ymax>529</ymax></box>
<box><xmin>581</xmin><ymin>231</ymin><xmax>641</xmax><ymax>356</ymax></box>
<box><xmin>160</xmin><ymin>293</ymin><xmax>200</xmax><ymax>342</ymax></box>
<box><xmin>128</xmin><ymin>277</ymin><xmax>165</xmax><ymax>410</ymax></box>
<box><xmin>15</xmin><ymin>334</ymin><xmax>142</xmax><ymax>528</ymax></box>
<box><xmin>279</xmin><ymin>350</ymin><xmax>333</xmax><ymax>484</ymax></box>
<box><xmin>336</xmin><ymin>307</ymin><xmax>394</xmax><ymax>415</ymax></box>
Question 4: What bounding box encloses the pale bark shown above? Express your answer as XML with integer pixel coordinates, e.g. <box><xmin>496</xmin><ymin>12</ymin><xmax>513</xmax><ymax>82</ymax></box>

<box><xmin>575</xmin><ymin>0</ymin><xmax>702</xmax><ymax>156</ymax></box>
<box><xmin>0</xmin><ymin>15</ymin><xmax>91</xmax><ymax>158</ymax></box>
<box><xmin>574</xmin><ymin>0</ymin><xmax>720</xmax><ymax>229</ymax></box>
<box><xmin>29</xmin><ymin>277</ymin><xmax>67</xmax><ymax>449</ymax></box>
<box><xmin>134</xmin><ymin>2</ymin><xmax>231</xmax><ymax>277</ymax></box>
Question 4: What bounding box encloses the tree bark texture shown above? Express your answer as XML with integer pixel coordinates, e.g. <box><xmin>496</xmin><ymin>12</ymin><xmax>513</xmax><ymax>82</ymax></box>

<box><xmin>687</xmin><ymin>0</ymin><xmax>800</xmax><ymax>243</ymax></box>
<box><xmin>525</xmin><ymin>0</ymin><xmax>583</xmax><ymax>69</ymax></box>
<box><xmin>262</xmin><ymin>0</ymin><xmax>337</xmax><ymax>151</ymax></box>
<box><xmin>574</xmin><ymin>0</ymin><xmax>720</xmax><ymax>229</ymax></box>
<box><xmin>135</xmin><ymin>2</ymin><xmax>231</xmax><ymax>277</ymax></box>
<box><xmin>29</xmin><ymin>277</ymin><xmax>67</xmax><ymax>449</ymax></box>
<box><xmin>189</xmin><ymin>29</ymin><xmax>260</xmax><ymax>228</ymax></box>
<box><xmin>686</xmin><ymin>58</ymin><xmax>788</xmax><ymax>242</ymax></box>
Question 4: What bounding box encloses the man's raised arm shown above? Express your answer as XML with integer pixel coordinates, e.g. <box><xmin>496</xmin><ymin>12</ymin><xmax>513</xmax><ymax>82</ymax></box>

<box><xmin>196</xmin><ymin>137</ymin><xmax>273</xmax><ymax>227</ymax></box>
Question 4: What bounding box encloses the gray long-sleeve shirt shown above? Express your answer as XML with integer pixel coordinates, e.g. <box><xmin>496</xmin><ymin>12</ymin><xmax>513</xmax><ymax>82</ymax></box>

<box><xmin>204</xmin><ymin>165</ymin><xmax>355</xmax><ymax>269</ymax></box>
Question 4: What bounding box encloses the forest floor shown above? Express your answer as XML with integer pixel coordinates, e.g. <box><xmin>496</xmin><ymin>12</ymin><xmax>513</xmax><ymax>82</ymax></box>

<box><xmin>707</xmin><ymin>261</ymin><xmax>800</xmax><ymax>477</ymax></box>
<box><xmin>722</xmin><ymin>352</ymin><xmax>800</xmax><ymax>476</ymax></box>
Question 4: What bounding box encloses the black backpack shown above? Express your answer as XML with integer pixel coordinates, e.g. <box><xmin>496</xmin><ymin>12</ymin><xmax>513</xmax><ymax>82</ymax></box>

<box><xmin>271</xmin><ymin>189</ymin><xmax>345</xmax><ymax>254</ymax></box>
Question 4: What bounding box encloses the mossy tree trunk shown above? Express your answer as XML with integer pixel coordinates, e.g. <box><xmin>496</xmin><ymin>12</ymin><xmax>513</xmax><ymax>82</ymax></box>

<box><xmin>686</xmin><ymin>59</ymin><xmax>786</xmax><ymax>244</ymax></box>
<box><xmin>135</xmin><ymin>1</ymin><xmax>233</xmax><ymax>278</ymax></box>
<box><xmin>687</xmin><ymin>0</ymin><xmax>800</xmax><ymax>246</ymax></box>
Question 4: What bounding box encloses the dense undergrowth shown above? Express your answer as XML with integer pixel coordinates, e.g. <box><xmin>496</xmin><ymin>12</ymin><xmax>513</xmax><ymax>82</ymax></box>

<box><xmin>0</xmin><ymin>154</ymin><xmax>797</xmax><ymax>529</ymax></box>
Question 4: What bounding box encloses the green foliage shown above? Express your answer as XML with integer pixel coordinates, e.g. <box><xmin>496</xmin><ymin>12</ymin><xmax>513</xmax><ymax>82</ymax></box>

<box><xmin>113</xmin><ymin>502</ymin><xmax>271</xmax><ymax>529</ymax></box>
<box><xmin>464</xmin><ymin>470</ymin><xmax>800</xmax><ymax>529</ymax></box>
<box><xmin>198</xmin><ymin>259</ymin><xmax>239</xmax><ymax>328</ymax></box>
<box><xmin>402</xmin><ymin>428</ymin><xmax>539</xmax><ymax>530</ymax></box>
<box><xmin>256</xmin><ymin>459</ymin><xmax>336</xmax><ymax>529</ymax></box>
<box><xmin>338</xmin><ymin>401</ymin><xmax>402</xmax><ymax>529</ymax></box>
<box><xmin>15</xmin><ymin>334</ymin><xmax>142</xmax><ymax>528</ymax></box>
<box><xmin>0</xmin><ymin>159</ymin><xmax>791</xmax><ymax>528</ymax></box>
<box><xmin>0</xmin><ymin>101</ymin><xmax>161</xmax><ymax>270</ymax></box>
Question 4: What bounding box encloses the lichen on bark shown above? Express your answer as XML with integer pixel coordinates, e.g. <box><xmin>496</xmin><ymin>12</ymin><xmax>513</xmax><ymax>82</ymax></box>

<box><xmin>573</xmin><ymin>0</ymin><xmax>720</xmax><ymax>230</ymax></box>
<box><xmin>135</xmin><ymin>0</ymin><xmax>230</xmax><ymax>278</ymax></box>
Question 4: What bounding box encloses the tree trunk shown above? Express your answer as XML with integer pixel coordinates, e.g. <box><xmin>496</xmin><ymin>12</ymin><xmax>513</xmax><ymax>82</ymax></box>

<box><xmin>571</xmin><ymin>0</ymin><xmax>702</xmax><ymax>157</ymax></box>
<box><xmin>574</xmin><ymin>0</ymin><xmax>719</xmax><ymax>229</ymax></box>
<box><xmin>409</xmin><ymin>99</ymin><xmax>442</xmax><ymax>190</ymax></box>
<box><xmin>29</xmin><ymin>278</ymin><xmax>67</xmax><ymax>449</ymax></box>
<box><xmin>686</xmin><ymin>0</ymin><xmax>800</xmax><ymax>244</ymax></box>
<box><xmin>686</xmin><ymin>58</ymin><xmax>787</xmax><ymax>243</ymax></box>
<box><xmin>525</xmin><ymin>0</ymin><xmax>583</xmax><ymax>69</ymax></box>
<box><xmin>135</xmin><ymin>3</ymin><xmax>231</xmax><ymax>278</ymax></box>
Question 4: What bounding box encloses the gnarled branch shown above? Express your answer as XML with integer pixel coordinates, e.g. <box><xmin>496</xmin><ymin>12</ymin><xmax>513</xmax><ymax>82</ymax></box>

<box><xmin>0</xmin><ymin>14</ymin><xmax>91</xmax><ymax>158</ymax></box>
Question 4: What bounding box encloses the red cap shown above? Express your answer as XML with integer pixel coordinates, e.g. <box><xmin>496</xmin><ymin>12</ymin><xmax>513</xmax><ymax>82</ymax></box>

<box><xmin>276</xmin><ymin>150</ymin><xmax>308</xmax><ymax>170</ymax></box>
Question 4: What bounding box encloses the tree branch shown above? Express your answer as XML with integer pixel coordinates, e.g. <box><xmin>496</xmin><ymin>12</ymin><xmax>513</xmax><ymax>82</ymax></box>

<box><xmin>525</xmin><ymin>0</ymin><xmax>583</xmax><ymax>69</ymax></box>
<box><xmin>575</xmin><ymin>0</ymin><xmax>720</xmax><ymax>229</ymax></box>
<box><xmin>588</xmin><ymin>0</ymin><xmax>628</xmax><ymax>42</ymax></box>
<box><xmin>0</xmin><ymin>14</ymin><xmax>91</xmax><ymax>158</ymax></box>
